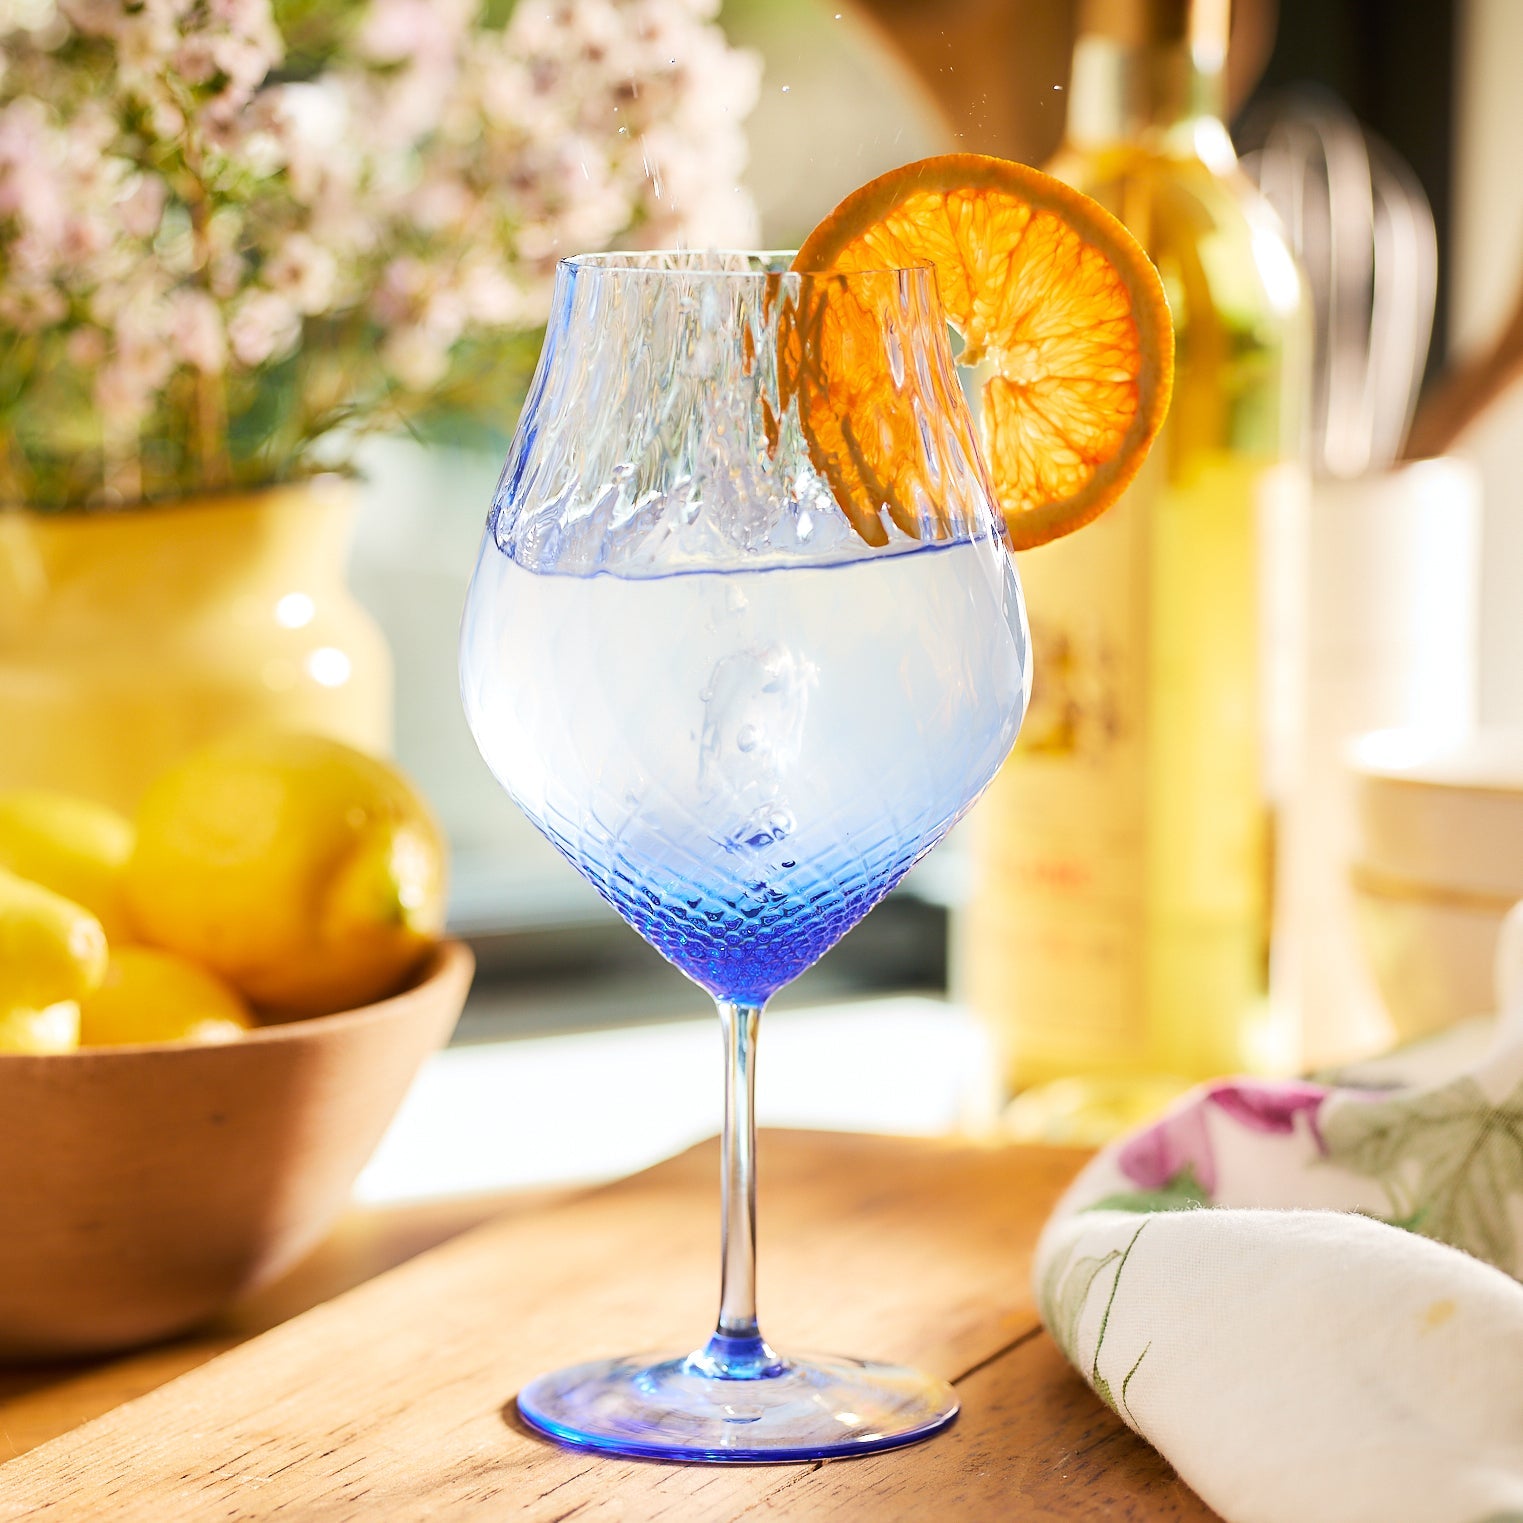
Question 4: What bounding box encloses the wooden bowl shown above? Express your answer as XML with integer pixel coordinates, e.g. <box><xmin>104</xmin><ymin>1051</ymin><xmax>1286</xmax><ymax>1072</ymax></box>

<box><xmin>0</xmin><ymin>940</ymin><xmax>473</xmax><ymax>1360</ymax></box>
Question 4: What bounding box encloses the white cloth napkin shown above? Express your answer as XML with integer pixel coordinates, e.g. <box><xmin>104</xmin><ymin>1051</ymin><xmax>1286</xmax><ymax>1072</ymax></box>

<box><xmin>1035</xmin><ymin>905</ymin><xmax>1523</xmax><ymax>1523</ymax></box>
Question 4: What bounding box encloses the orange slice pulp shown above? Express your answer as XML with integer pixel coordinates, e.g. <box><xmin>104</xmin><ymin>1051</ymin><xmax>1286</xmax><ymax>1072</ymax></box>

<box><xmin>789</xmin><ymin>153</ymin><xmax>1174</xmax><ymax>551</ymax></box>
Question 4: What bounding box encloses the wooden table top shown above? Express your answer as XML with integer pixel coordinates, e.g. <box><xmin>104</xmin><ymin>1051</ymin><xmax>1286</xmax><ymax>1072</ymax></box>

<box><xmin>0</xmin><ymin>1131</ymin><xmax>1219</xmax><ymax>1520</ymax></box>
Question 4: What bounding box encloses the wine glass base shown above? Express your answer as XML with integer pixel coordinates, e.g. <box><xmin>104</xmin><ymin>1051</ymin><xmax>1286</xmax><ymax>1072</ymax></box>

<box><xmin>517</xmin><ymin>1351</ymin><xmax>958</xmax><ymax>1463</ymax></box>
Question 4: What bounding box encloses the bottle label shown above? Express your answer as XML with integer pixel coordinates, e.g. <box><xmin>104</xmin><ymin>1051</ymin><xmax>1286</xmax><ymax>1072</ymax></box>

<box><xmin>971</xmin><ymin>460</ymin><xmax>1149</xmax><ymax>1073</ymax></box>
<box><xmin>969</xmin><ymin>451</ymin><xmax>1280</xmax><ymax>1082</ymax></box>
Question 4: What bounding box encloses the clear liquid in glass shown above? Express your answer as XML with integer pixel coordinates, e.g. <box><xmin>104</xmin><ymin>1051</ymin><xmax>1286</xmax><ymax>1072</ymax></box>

<box><xmin>464</xmin><ymin>535</ymin><xmax>1026</xmax><ymax>1003</ymax></box>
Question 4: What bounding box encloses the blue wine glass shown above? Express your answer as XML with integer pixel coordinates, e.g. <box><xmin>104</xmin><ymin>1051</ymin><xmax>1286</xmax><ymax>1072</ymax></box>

<box><xmin>460</xmin><ymin>251</ymin><xmax>1029</xmax><ymax>1462</ymax></box>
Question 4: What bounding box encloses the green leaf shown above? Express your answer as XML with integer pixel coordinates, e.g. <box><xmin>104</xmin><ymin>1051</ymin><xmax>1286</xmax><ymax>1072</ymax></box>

<box><xmin>1087</xmin><ymin>1165</ymin><xmax>1211</xmax><ymax>1216</ymax></box>
<box><xmin>1320</xmin><ymin>1075</ymin><xmax>1523</xmax><ymax>1272</ymax></box>
<box><xmin>1038</xmin><ymin>1220</ymin><xmax>1149</xmax><ymax>1411</ymax></box>
<box><xmin>1039</xmin><ymin>1238</ymin><xmax>1124</xmax><ymax>1369</ymax></box>
<box><xmin>1120</xmin><ymin>1341</ymin><xmax>1151</xmax><ymax>1426</ymax></box>
<box><xmin>1089</xmin><ymin>1221</ymin><xmax>1148</xmax><ymax>1412</ymax></box>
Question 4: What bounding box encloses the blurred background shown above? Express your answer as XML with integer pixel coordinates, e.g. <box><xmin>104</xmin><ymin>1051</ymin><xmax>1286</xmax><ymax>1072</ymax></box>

<box><xmin>4</xmin><ymin>0</ymin><xmax>1523</xmax><ymax>1204</ymax></box>
<box><xmin>357</xmin><ymin>0</ymin><xmax>1523</xmax><ymax>1048</ymax></box>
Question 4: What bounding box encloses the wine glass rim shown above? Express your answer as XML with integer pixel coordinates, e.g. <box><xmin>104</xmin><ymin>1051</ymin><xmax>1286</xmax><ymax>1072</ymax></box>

<box><xmin>560</xmin><ymin>250</ymin><xmax>939</xmax><ymax>282</ymax></box>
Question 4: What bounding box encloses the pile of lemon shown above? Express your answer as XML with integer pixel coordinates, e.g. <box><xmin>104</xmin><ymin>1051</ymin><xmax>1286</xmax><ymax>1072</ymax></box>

<box><xmin>0</xmin><ymin>733</ymin><xmax>447</xmax><ymax>1053</ymax></box>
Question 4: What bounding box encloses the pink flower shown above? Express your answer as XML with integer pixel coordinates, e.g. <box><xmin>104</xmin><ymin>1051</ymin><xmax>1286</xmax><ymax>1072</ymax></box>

<box><xmin>263</xmin><ymin>233</ymin><xmax>337</xmax><ymax>315</ymax></box>
<box><xmin>371</xmin><ymin>256</ymin><xmax>429</xmax><ymax>325</ymax></box>
<box><xmin>457</xmin><ymin>258</ymin><xmax>530</xmax><ymax>326</ymax></box>
<box><xmin>208</xmin><ymin>248</ymin><xmax>247</xmax><ymax>300</ymax></box>
<box><xmin>172</xmin><ymin>35</ymin><xmax>222</xmax><ymax>88</ymax></box>
<box><xmin>381</xmin><ymin>323</ymin><xmax>451</xmax><ymax>391</ymax></box>
<box><xmin>101</xmin><ymin>0</ymin><xmax>181</xmax><ymax>76</ymax></box>
<box><xmin>226</xmin><ymin>288</ymin><xmax>300</xmax><ymax>367</ymax></box>
<box><xmin>58</xmin><ymin>0</ymin><xmax>161</xmax><ymax>43</ymax></box>
<box><xmin>1204</xmin><ymin>1079</ymin><xmax>1328</xmax><ymax>1148</ymax></box>
<box><xmin>1117</xmin><ymin>1103</ymin><xmax>1218</xmax><ymax>1197</ymax></box>
<box><xmin>0</xmin><ymin>282</ymin><xmax>67</xmax><ymax>330</ymax></box>
<box><xmin>66</xmin><ymin>326</ymin><xmax>109</xmax><ymax>368</ymax></box>
<box><xmin>95</xmin><ymin>361</ymin><xmax>154</xmax><ymax>428</ymax></box>
<box><xmin>0</xmin><ymin>100</ymin><xmax>66</xmax><ymax>242</ymax></box>
<box><xmin>144</xmin><ymin>97</ymin><xmax>186</xmax><ymax>141</ymax></box>
<box><xmin>95</xmin><ymin>286</ymin><xmax>175</xmax><ymax>426</ymax></box>
<box><xmin>170</xmin><ymin>288</ymin><xmax>226</xmax><ymax>373</ymax></box>
<box><xmin>117</xmin><ymin>174</ymin><xmax>167</xmax><ymax>240</ymax></box>
<box><xmin>1115</xmin><ymin>1077</ymin><xmax>1332</xmax><ymax>1201</ymax></box>
<box><xmin>259</xmin><ymin>80</ymin><xmax>352</xmax><ymax>203</ymax></box>
<box><xmin>358</xmin><ymin>0</ymin><xmax>472</xmax><ymax>65</ymax></box>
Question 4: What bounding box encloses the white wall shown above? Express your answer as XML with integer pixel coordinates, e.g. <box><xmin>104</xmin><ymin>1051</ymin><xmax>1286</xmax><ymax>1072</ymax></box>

<box><xmin>1455</xmin><ymin>0</ymin><xmax>1523</xmax><ymax>722</ymax></box>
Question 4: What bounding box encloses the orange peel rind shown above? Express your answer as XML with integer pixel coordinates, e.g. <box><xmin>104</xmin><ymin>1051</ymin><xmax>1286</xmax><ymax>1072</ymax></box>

<box><xmin>789</xmin><ymin>153</ymin><xmax>1175</xmax><ymax>551</ymax></box>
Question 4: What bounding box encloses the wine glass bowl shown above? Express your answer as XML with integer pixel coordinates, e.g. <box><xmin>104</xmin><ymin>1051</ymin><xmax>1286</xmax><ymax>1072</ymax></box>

<box><xmin>460</xmin><ymin>250</ymin><xmax>1029</xmax><ymax>1461</ymax></box>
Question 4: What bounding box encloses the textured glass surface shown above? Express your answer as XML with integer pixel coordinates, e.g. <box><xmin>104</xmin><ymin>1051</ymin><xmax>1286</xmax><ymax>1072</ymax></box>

<box><xmin>462</xmin><ymin>253</ymin><xmax>1031</xmax><ymax>1006</ymax></box>
<box><xmin>459</xmin><ymin>251</ymin><xmax>1031</xmax><ymax>1462</ymax></box>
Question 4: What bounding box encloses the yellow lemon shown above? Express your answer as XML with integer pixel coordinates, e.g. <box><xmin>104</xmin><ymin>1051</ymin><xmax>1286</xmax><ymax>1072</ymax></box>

<box><xmin>0</xmin><ymin>865</ymin><xmax>106</xmax><ymax>1052</ymax></box>
<box><xmin>0</xmin><ymin>1002</ymin><xmax>81</xmax><ymax>1054</ymax></box>
<box><xmin>126</xmin><ymin>732</ymin><xmax>447</xmax><ymax>1016</ymax></box>
<box><xmin>79</xmin><ymin>946</ymin><xmax>251</xmax><ymax>1047</ymax></box>
<box><xmin>0</xmin><ymin>791</ymin><xmax>135</xmax><ymax>942</ymax></box>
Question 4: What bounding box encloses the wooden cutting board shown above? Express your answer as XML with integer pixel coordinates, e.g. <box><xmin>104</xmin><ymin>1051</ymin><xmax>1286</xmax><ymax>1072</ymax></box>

<box><xmin>0</xmin><ymin>1131</ymin><xmax>1218</xmax><ymax>1520</ymax></box>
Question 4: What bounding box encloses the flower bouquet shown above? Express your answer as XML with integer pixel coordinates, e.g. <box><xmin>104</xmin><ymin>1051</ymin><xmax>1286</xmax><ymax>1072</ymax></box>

<box><xmin>0</xmin><ymin>0</ymin><xmax>761</xmax><ymax>508</ymax></box>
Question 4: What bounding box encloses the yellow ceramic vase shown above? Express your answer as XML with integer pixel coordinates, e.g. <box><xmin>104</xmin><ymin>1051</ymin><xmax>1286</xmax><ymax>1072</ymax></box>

<box><xmin>0</xmin><ymin>480</ymin><xmax>392</xmax><ymax>813</ymax></box>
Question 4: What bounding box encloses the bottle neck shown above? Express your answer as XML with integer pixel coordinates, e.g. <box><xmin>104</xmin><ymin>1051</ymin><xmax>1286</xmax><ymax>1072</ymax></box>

<box><xmin>1064</xmin><ymin>0</ymin><xmax>1235</xmax><ymax>165</ymax></box>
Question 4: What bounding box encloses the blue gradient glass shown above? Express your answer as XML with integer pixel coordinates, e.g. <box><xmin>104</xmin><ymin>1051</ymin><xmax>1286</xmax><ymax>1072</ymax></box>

<box><xmin>460</xmin><ymin>251</ymin><xmax>1030</xmax><ymax>1462</ymax></box>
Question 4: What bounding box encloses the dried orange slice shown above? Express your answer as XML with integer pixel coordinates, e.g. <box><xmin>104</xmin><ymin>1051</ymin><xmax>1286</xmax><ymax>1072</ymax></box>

<box><xmin>769</xmin><ymin>266</ymin><xmax>985</xmax><ymax>547</ymax></box>
<box><xmin>790</xmin><ymin>153</ymin><xmax>1174</xmax><ymax>551</ymax></box>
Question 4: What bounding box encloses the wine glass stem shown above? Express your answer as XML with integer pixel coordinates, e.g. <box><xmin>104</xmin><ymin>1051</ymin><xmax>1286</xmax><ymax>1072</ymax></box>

<box><xmin>699</xmin><ymin>998</ymin><xmax>780</xmax><ymax>1378</ymax></box>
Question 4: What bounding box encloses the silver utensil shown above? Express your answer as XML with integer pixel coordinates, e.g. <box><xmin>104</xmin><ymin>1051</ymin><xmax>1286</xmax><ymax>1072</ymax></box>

<box><xmin>1243</xmin><ymin>91</ymin><xmax>1437</xmax><ymax>477</ymax></box>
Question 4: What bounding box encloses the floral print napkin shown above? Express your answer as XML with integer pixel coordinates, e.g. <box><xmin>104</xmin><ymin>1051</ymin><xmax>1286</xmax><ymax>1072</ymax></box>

<box><xmin>1035</xmin><ymin>906</ymin><xmax>1523</xmax><ymax>1523</ymax></box>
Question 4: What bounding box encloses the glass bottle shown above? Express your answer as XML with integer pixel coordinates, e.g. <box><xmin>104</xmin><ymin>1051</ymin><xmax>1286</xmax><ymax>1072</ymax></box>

<box><xmin>963</xmin><ymin>0</ymin><xmax>1309</xmax><ymax>1127</ymax></box>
